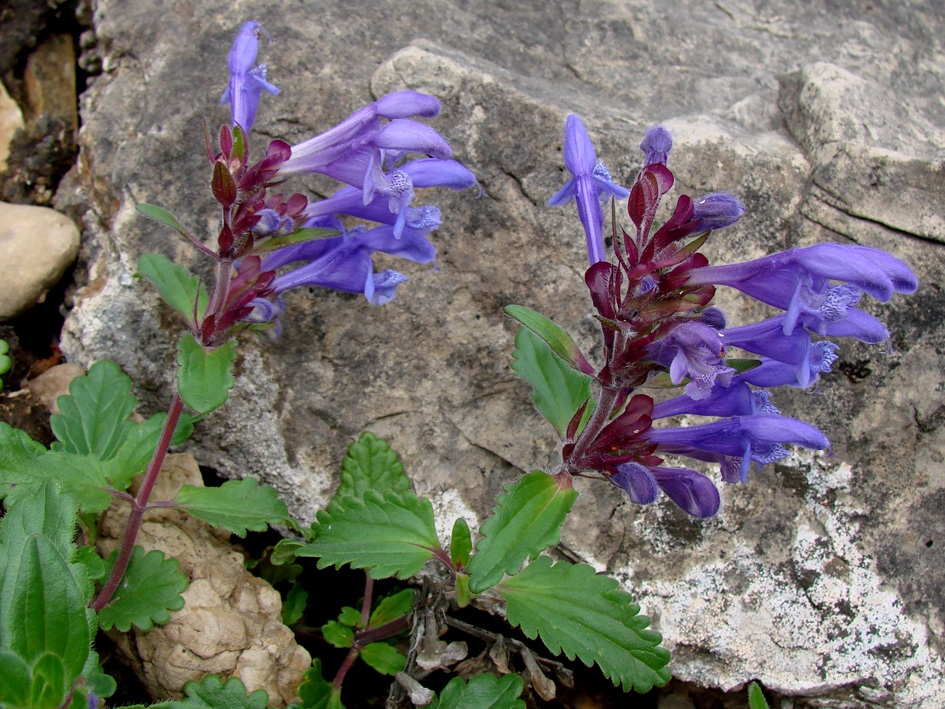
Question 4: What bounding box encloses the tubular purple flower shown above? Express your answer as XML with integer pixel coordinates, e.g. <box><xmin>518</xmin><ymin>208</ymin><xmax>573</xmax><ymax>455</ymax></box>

<box><xmin>640</xmin><ymin>126</ymin><xmax>672</xmax><ymax>166</ymax></box>
<box><xmin>549</xmin><ymin>115</ymin><xmax>630</xmax><ymax>265</ymax></box>
<box><xmin>646</xmin><ymin>413</ymin><xmax>830</xmax><ymax>483</ymax></box>
<box><xmin>651</xmin><ymin>467</ymin><xmax>720</xmax><ymax>518</ymax></box>
<box><xmin>692</xmin><ymin>193</ymin><xmax>745</xmax><ymax>230</ymax></box>
<box><xmin>221</xmin><ymin>21</ymin><xmax>279</xmax><ymax>132</ymax></box>
<box><xmin>611</xmin><ymin>462</ymin><xmax>659</xmax><ymax>505</ymax></box>
<box><xmin>647</xmin><ymin>321</ymin><xmax>735</xmax><ymax>400</ymax></box>
<box><xmin>652</xmin><ymin>381</ymin><xmax>780</xmax><ymax>419</ymax></box>
<box><xmin>722</xmin><ymin>316</ymin><xmax>829</xmax><ymax>389</ymax></box>
<box><xmin>687</xmin><ymin>244</ymin><xmax>918</xmax><ymax>336</ymax></box>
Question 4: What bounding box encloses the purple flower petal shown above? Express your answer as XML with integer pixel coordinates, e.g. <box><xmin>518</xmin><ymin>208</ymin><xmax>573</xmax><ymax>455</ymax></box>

<box><xmin>611</xmin><ymin>462</ymin><xmax>659</xmax><ymax>504</ymax></box>
<box><xmin>221</xmin><ymin>21</ymin><xmax>279</xmax><ymax>132</ymax></box>
<box><xmin>651</xmin><ymin>467</ymin><xmax>720</xmax><ymax>517</ymax></box>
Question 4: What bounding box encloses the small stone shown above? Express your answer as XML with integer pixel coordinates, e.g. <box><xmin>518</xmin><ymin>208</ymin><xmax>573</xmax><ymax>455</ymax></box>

<box><xmin>27</xmin><ymin>362</ymin><xmax>85</xmax><ymax>414</ymax></box>
<box><xmin>0</xmin><ymin>202</ymin><xmax>78</xmax><ymax>319</ymax></box>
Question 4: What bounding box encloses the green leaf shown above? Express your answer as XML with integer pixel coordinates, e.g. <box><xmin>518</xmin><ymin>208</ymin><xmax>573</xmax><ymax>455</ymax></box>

<box><xmin>136</xmin><ymin>203</ymin><xmax>190</xmax><ymax>236</ymax></box>
<box><xmin>49</xmin><ymin>361</ymin><xmax>136</xmax><ymax>460</ymax></box>
<box><xmin>295</xmin><ymin>660</ymin><xmax>334</xmax><ymax>709</ymax></box>
<box><xmin>282</xmin><ymin>583</ymin><xmax>308</xmax><ymax>626</ymax></box>
<box><xmin>252</xmin><ymin>227</ymin><xmax>340</xmax><ymax>253</ymax></box>
<box><xmin>466</xmin><ymin>471</ymin><xmax>577</xmax><ymax>593</ymax></box>
<box><xmin>173</xmin><ymin>478</ymin><xmax>289</xmax><ymax>536</ymax></box>
<box><xmin>177</xmin><ymin>334</ymin><xmax>237</xmax><ymax>414</ymax></box>
<box><xmin>505</xmin><ymin>305</ymin><xmax>592</xmax><ymax>374</ymax></box>
<box><xmin>97</xmin><ymin>546</ymin><xmax>187</xmax><ymax>632</ymax></box>
<box><xmin>82</xmin><ymin>649</ymin><xmax>117</xmax><ymax>701</ymax></box>
<box><xmin>5</xmin><ymin>536</ymin><xmax>91</xmax><ymax>683</ymax></box>
<box><xmin>0</xmin><ymin>426</ymin><xmax>112</xmax><ymax>511</ymax></box>
<box><xmin>336</xmin><ymin>432</ymin><xmax>410</xmax><ymax>501</ymax></box>
<box><xmin>455</xmin><ymin>573</ymin><xmax>471</xmax><ymax>608</ymax></box>
<box><xmin>321</xmin><ymin>621</ymin><xmax>353</xmax><ymax>649</ymax></box>
<box><xmin>360</xmin><ymin>642</ymin><xmax>406</xmax><ymax>676</ymax></box>
<box><xmin>510</xmin><ymin>328</ymin><xmax>594</xmax><ymax>436</ymax></box>
<box><xmin>748</xmin><ymin>681</ymin><xmax>770</xmax><ymax>709</ymax></box>
<box><xmin>297</xmin><ymin>490</ymin><xmax>439</xmax><ymax>579</ymax></box>
<box><xmin>499</xmin><ymin>556</ymin><xmax>670</xmax><ymax>692</ymax></box>
<box><xmin>0</xmin><ymin>649</ymin><xmax>32</xmax><ymax>707</ymax></box>
<box><xmin>137</xmin><ymin>253</ymin><xmax>209</xmax><ymax>324</ymax></box>
<box><xmin>271</xmin><ymin>539</ymin><xmax>303</xmax><ymax>566</ymax></box>
<box><xmin>0</xmin><ymin>339</ymin><xmax>11</xmax><ymax>376</ymax></box>
<box><xmin>30</xmin><ymin>652</ymin><xmax>66</xmax><ymax>709</ymax></box>
<box><xmin>336</xmin><ymin>606</ymin><xmax>361</xmax><ymax>627</ymax></box>
<box><xmin>433</xmin><ymin>673</ymin><xmax>525</xmax><ymax>709</ymax></box>
<box><xmin>369</xmin><ymin>588</ymin><xmax>414</xmax><ymax>628</ymax></box>
<box><xmin>145</xmin><ymin>674</ymin><xmax>270</xmax><ymax>709</ymax></box>
<box><xmin>110</xmin><ymin>411</ymin><xmax>196</xmax><ymax>490</ymax></box>
<box><xmin>0</xmin><ymin>478</ymin><xmax>79</xmax><ymax>559</ymax></box>
<box><xmin>74</xmin><ymin>546</ymin><xmax>106</xmax><ymax>581</ymax></box>
<box><xmin>450</xmin><ymin>517</ymin><xmax>472</xmax><ymax>568</ymax></box>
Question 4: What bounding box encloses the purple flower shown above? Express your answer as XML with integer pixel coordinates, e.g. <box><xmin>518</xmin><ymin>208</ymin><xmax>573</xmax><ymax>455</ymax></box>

<box><xmin>259</xmin><ymin>224</ymin><xmax>436</xmax><ymax>306</ymax></box>
<box><xmin>646</xmin><ymin>413</ymin><xmax>830</xmax><ymax>483</ymax></box>
<box><xmin>275</xmin><ymin>91</ymin><xmax>449</xmax><ymax>205</ymax></box>
<box><xmin>640</xmin><ymin>126</ymin><xmax>672</xmax><ymax>166</ymax></box>
<box><xmin>692</xmin><ymin>193</ymin><xmax>745</xmax><ymax>230</ymax></box>
<box><xmin>687</xmin><ymin>244</ymin><xmax>918</xmax><ymax>337</ymax></box>
<box><xmin>303</xmin><ymin>158</ymin><xmax>477</xmax><ymax>237</ymax></box>
<box><xmin>652</xmin><ymin>381</ymin><xmax>780</xmax><ymax>419</ymax></box>
<box><xmin>611</xmin><ymin>462</ymin><xmax>721</xmax><ymax>517</ymax></box>
<box><xmin>221</xmin><ymin>21</ymin><xmax>280</xmax><ymax>133</ymax></box>
<box><xmin>548</xmin><ymin>115</ymin><xmax>630</xmax><ymax>265</ymax></box>
<box><xmin>646</xmin><ymin>321</ymin><xmax>735</xmax><ymax>400</ymax></box>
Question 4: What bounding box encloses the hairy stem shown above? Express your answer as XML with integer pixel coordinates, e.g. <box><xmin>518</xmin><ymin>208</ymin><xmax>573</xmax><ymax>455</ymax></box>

<box><xmin>565</xmin><ymin>385</ymin><xmax>621</xmax><ymax>468</ymax></box>
<box><xmin>91</xmin><ymin>393</ymin><xmax>185</xmax><ymax>611</ymax></box>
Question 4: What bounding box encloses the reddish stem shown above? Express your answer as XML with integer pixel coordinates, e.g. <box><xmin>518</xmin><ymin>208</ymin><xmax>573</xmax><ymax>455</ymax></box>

<box><xmin>91</xmin><ymin>393</ymin><xmax>185</xmax><ymax>611</ymax></box>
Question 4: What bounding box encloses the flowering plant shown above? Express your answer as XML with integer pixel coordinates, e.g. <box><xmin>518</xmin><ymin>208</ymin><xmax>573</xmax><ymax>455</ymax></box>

<box><xmin>0</xmin><ymin>19</ymin><xmax>917</xmax><ymax>709</ymax></box>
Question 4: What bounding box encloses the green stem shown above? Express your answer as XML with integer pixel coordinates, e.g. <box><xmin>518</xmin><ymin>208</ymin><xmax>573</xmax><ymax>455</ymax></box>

<box><xmin>90</xmin><ymin>393</ymin><xmax>185</xmax><ymax>611</ymax></box>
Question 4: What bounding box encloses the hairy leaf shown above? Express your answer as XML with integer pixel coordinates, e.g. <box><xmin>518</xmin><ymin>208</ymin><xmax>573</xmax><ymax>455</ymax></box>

<box><xmin>138</xmin><ymin>252</ymin><xmax>209</xmax><ymax>323</ymax></box>
<box><xmin>360</xmin><ymin>642</ymin><xmax>406</xmax><ymax>676</ymax></box>
<box><xmin>297</xmin><ymin>490</ymin><xmax>439</xmax><ymax>579</ymax></box>
<box><xmin>499</xmin><ymin>556</ymin><xmax>670</xmax><ymax>692</ymax></box>
<box><xmin>505</xmin><ymin>305</ymin><xmax>593</xmax><ymax>374</ymax></box>
<box><xmin>82</xmin><ymin>649</ymin><xmax>117</xmax><ymax>702</ymax></box>
<box><xmin>98</xmin><ymin>546</ymin><xmax>187</xmax><ymax>632</ymax></box>
<box><xmin>174</xmin><ymin>478</ymin><xmax>289</xmax><ymax>536</ymax></box>
<box><xmin>369</xmin><ymin>589</ymin><xmax>414</xmax><ymax>628</ymax></box>
<box><xmin>336</xmin><ymin>432</ymin><xmax>410</xmax><ymax>501</ymax></box>
<box><xmin>30</xmin><ymin>652</ymin><xmax>66</xmax><ymax>709</ymax></box>
<box><xmin>139</xmin><ymin>674</ymin><xmax>270</xmax><ymax>709</ymax></box>
<box><xmin>0</xmin><ymin>649</ymin><xmax>31</xmax><ymax>707</ymax></box>
<box><xmin>434</xmin><ymin>673</ymin><xmax>525</xmax><ymax>709</ymax></box>
<box><xmin>466</xmin><ymin>471</ymin><xmax>577</xmax><ymax>593</ymax></box>
<box><xmin>510</xmin><ymin>329</ymin><xmax>594</xmax><ymax>436</ymax></box>
<box><xmin>293</xmin><ymin>660</ymin><xmax>334</xmax><ymax>709</ymax></box>
<box><xmin>177</xmin><ymin>335</ymin><xmax>237</xmax><ymax>414</ymax></box>
<box><xmin>110</xmin><ymin>411</ymin><xmax>196</xmax><ymax>490</ymax></box>
<box><xmin>50</xmin><ymin>361</ymin><xmax>136</xmax><ymax>460</ymax></box>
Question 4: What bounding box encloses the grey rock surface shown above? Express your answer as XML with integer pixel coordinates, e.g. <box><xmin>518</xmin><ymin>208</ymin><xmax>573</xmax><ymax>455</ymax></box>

<box><xmin>0</xmin><ymin>201</ymin><xmax>79</xmax><ymax>318</ymax></box>
<box><xmin>59</xmin><ymin>1</ymin><xmax>945</xmax><ymax>706</ymax></box>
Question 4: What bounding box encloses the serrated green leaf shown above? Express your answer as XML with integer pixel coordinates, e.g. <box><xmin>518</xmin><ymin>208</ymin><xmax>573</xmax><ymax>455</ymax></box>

<box><xmin>173</xmin><ymin>478</ymin><xmax>289</xmax><ymax>536</ymax></box>
<box><xmin>322</xmin><ymin>621</ymin><xmax>353</xmax><ymax>649</ymax></box>
<box><xmin>505</xmin><ymin>305</ymin><xmax>593</xmax><ymax>374</ymax></box>
<box><xmin>360</xmin><ymin>642</ymin><xmax>406</xmax><ymax>676</ymax></box>
<box><xmin>0</xmin><ymin>649</ymin><xmax>32</xmax><ymax>707</ymax></box>
<box><xmin>295</xmin><ymin>659</ymin><xmax>334</xmax><ymax>709</ymax></box>
<box><xmin>30</xmin><ymin>652</ymin><xmax>66</xmax><ymax>709</ymax></box>
<box><xmin>0</xmin><ymin>426</ymin><xmax>112</xmax><ymax>512</ymax></box>
<box><xmin>49</xmin><ymin>361</ymin><xmax>136</xmax><ymax>460</ymax></box>
<box><xmin>369</xmin><ymin>588</ymin><xmax>414</xmax><ymax>628</ymax></box>
<box><xmin>466</xmin><ymin>471</ymin><xmax>577</xmax><ymax>593</ymax></box>
<box><xmin>138</xmin><ymin>674</ymin><xmax>270</xmax><ymax>709</ymax></box>
<box><xmin>499</xmin><ymin>556</ymin><xmax>670</xmax><ymax>692</ymax></box>
<box><xmin>336</xmin><ymin>606</ymin><xmax>361</xmax><ymax>627</ymax></box>
<box><xmin>110</xmin><ymin>411</ymin><xmax>196</xmax><ymax>490</ymax></box>
<box><xmin>296</xmin><ymin>490</ymin><xmax>439</xmax><ymax>579</ymax></box>
<box><xmin>455</xmin><ymin>573</ymin><xmax>471</xmax><ymax>608</ymax></box>
<box><xmin>137</xmin><ymin>253</ymin><xmax>209</xmax><ymax>324</ymax></box>
<box><xmin>511</xmin><ymin>328</ymin><xmax>595</xmax><ymax>436</ymax></box>
<box><xmin>98</xmin><ymin>546</ymin><xmax>187</xmax><ymax>632</ymax></box>
<box><xmin>336</xmin><ymin>432</ymin><xmax>410</xmax><ymax>501</ymax></box>
<box><xmin>0</xmin><ymin>479</ymin><xmax>78</xmax><ymax>560</ymax></box>
<box><xmin>282</xmin><ymin>583</ymin><xmax>308</xmax><ymax>626</ymax></box>
<box><xmin>434</xmin><ymin>673</ymin><xmax>525</xmax><ymax>709</ymax></box>
<box><xmin>82</xmin><ymin>649</ymin><xmax>116</xmax><ymax>701</ymax></box>
<box><xmin>74</xmin><ymin>546</ymin><xmax>106</xmax><ymax>581</ymax></box>
<box><xmin>271</xmin><ymin>539</ymin><xmax>303</xmax><ymax>566</ymax></box>
<box><xmin>450</xmin><ymin>518</ymin><xmax>472</xmax><ymax>568</ymax></box>
<box><xmin>177</xmin><ymin>335</ymin><xmax>236</xmax><ymax>414</ymax></box>
<box><xmin>748</xmin><ymin>681</ymin><xmax>770</xmax><ymax>709</ymax></box>
<box><xmin>6</xmin><ymin>536</ymin><xmax>91</xmax><ymax>683</ymax></box>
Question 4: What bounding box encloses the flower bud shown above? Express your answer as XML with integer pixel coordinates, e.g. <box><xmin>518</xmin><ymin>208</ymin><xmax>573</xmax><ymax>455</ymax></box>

<box><xmin>693</xmin><ymin>193</ymin><xmax>745</xmax><ymax>230</ymax></box>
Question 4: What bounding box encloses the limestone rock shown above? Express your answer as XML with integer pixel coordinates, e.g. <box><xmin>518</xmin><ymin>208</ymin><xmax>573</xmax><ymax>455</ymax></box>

<box><xmin>27</xmin><ymin>361</ymin><xmax>85</xmax><ymax>413</ymax></box>
<box><xmin>97</xmin><ymin>454</ymin><xmax>311</xmax><ymax>707</ymax></box>
<box><xmin>0</xmin><ymin>202</ymin><xmax>78</xmax><ymax>318</ymax></box>
<box><xmin>0</xmin><ymin>80</ymin><xmax>24</xmax><ymax>170</ymax></box>
<box><xmin>59</xmin><ymin>1</ymin><xmax>945</xmax><ymax>706</ymax></box>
